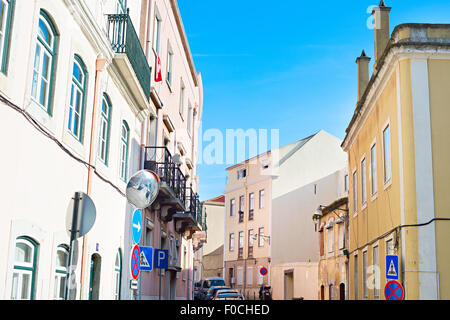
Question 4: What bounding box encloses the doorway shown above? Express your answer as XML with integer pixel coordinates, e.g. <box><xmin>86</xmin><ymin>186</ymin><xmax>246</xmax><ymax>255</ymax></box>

<box><xmin>340</xmin><ymin>283</ymin><xmax>346</xmax><ymax>300</ymax></box>
<box><xmin>284</xmin><ymin>270</ymin><xmax>294</xmax><ymax>300</ymax></box>
<box><xmin>89</xmin><ymin>254</ymin><xmax>101</xmax><ymax>300</ymax></box>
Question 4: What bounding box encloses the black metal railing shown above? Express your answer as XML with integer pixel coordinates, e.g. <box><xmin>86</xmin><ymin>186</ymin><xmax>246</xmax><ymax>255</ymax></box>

<box><xmin>107</xmin><ymin>10</ymin><xmax>151</xmax><ymax>100</ymax></box>
<box><xmin>144</xmin><ymin>147</ymin><xmax>186</xmax><ymax>205</ymax></box>
<box><xmin>186</xmin><ymin>187</ymin><xmax>202</xmax><ymax>226</ymax></box>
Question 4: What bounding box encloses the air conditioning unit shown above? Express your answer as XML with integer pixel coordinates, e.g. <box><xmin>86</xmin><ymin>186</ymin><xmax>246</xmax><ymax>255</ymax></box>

<box><xmin>231</xmin><ymin>277</ymin><xmax>236</xmax><ymax>284</ymax></box>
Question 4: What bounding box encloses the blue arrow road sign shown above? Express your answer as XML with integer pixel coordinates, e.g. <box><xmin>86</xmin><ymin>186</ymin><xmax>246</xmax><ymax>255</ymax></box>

<box><xmin>140</xmin><ymin>246</ymin><xmax>153</xmax><ymax>271</ymax></box>
<box><xmin>131</xmin><ymin>209</ymin><xmax>142</xmax><ymax>244</ymax></box>
<box><xmin>154</xmin><ymin>249</ymin><xmax>169</xmax><ymax>269</ymax></box>
<box><xmin>386</xmin><ymin>255</ymin><xmax>399</xmax><ymax>280</ymax></box>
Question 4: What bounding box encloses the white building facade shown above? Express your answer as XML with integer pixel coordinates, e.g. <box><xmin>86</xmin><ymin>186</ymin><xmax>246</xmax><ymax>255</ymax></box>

<box><xmin>0</xmin><ymin>0</ymin><xmax>203</xmax><ymax>300</ymax></box>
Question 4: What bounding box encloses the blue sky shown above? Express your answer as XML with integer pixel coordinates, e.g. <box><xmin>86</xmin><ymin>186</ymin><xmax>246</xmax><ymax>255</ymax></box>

<box><xmin>177</xmin><ymin>0</ymin><xmax>450</xmax><ymax>201</ymax></box>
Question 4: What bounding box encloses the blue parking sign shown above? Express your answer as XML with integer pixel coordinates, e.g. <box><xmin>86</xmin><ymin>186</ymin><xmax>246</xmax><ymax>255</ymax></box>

<box><xmin>386</xmin><ymin>255</ymin><xmax>399</xmax><ymax>280</ymax></box>
<box><xmin>154</xmin><ymin>249</ymin><xmax>169</xmax><ymax>269</ymax></box>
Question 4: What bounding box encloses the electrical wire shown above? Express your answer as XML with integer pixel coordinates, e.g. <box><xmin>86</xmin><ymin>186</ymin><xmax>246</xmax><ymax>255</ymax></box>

<box><xmin>348</xmin><ymin>217</ymin><xmax>450</xmax><ymax>255</ymax></box>
<box><xmin>1</xmin><ymin>93</ymin><xmax>126</xmax><ymax>198</ymax></box>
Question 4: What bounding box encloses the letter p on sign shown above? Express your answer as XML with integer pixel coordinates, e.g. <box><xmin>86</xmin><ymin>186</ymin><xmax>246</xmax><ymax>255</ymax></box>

<box><xmin>155</xmin><ymin>249</ymin><xmax>169</xmax><ymax>269</ymax></box>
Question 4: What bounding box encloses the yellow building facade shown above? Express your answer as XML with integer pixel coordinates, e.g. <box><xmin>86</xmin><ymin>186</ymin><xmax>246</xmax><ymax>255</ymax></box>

<box><xmin>342</xmin><ymin>2</ymin><xmax>450</xmax><ymax>300</ymax></box>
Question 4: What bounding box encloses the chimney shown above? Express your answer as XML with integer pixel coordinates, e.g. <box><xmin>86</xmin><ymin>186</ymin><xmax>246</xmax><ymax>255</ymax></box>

<box><xmin>372</xmin><ymin>0</ymin><xmax>392</xmax><ymax>68</ymax></box>
<box><xmin>356</xmin><ymin>50</ymin><xmax>371</xmax><ymax>102</ymax></box>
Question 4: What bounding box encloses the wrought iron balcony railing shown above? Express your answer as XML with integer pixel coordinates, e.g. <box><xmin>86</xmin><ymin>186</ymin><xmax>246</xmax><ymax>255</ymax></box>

<box><xmin>186</xmin><ymin>187</ymin><xmax>203</xmax><ymax>227</ymax></box>
<box><xmin>107</xmin><ymin>11</ymin><xmax>151</xmax><ymax>100</ymax></box>
<box><xmin>144</xmin><ymin>146</ymin><xmax>186</xmax><ymax>205</ymax></box>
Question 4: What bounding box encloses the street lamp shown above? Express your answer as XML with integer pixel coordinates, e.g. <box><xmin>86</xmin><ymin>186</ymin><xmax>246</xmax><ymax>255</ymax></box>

<box><xmin>252</xmin><ymin>233</ymin><xmax>271</xmax><ymax>245</ymax></box>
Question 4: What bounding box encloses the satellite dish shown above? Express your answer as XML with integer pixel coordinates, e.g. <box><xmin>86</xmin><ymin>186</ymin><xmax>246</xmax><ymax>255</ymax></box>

<box><xmin>126</xmin><ymin>170</ymin><xmax>160</xmax><ymax>209</ymax></box>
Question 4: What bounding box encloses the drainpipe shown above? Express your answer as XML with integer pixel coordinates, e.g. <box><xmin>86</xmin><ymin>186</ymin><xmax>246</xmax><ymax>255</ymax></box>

<box><xmin>80</xmin><ymin>57</ymin><xmax>107</xmax><ymax>299</ymax></box>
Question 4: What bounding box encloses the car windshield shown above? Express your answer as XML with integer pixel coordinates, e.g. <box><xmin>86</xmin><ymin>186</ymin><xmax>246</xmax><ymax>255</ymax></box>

<box><xmin>207</xmin><ymin>279</ymin><xmax>225</xmax><ymax>287</ymax></box>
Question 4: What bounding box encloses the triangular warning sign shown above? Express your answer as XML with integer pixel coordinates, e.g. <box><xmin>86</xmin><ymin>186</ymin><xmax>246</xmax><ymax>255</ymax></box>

<box><xmin>141</xmin><ymin>251</ymin><xmax>150</xmax><ymax>268</ymax></box>
<box><xmin>388</xmin><ymin>260</ymin><xmax>397</xmax><ymax>277</ymax></box>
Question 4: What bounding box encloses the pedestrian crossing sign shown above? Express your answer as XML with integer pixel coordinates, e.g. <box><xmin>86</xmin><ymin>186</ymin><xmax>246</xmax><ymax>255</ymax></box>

<box><xmin>139</xmin><ymin>246</ymin><xmax>153</xmax><ymax>271</ymax></box>
<box><xmin>386</xmin><ymin>255</ymin><xmax>399</xmax><ymax>280</ymax></box>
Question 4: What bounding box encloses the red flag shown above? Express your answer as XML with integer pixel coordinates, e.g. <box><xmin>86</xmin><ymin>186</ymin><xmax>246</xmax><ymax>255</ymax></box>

<box><xmin>155</xmin><ymin>54</ymin><xmax>162</xmax><ymax>82</ymax></box>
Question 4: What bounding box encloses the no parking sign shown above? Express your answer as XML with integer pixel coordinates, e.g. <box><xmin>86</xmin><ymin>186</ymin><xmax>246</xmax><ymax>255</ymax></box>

<box><xmin>384</xmin><ymin>280</ymin><xmax>404</xmax><ymax>300</ymax></box>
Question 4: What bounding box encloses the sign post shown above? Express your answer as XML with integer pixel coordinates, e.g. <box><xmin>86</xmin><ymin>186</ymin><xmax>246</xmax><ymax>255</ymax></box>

<box><xmin>64</xmin><ymin>192</ymin><xmax>96</xmax><ymax>300</ymax></box>
<box><xmin>155</xmin><ymin>249</ymin><xmax>169</xmax><ymax>300</ymax></box>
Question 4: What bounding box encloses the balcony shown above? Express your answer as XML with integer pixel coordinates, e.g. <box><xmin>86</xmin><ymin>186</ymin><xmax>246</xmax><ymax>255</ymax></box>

<box><xmin>174</xmin><ymin>188</ymin><xmax>204</xmax><ymax>238</ymax></box>
<box><xmin>144</xmin><ymin>147</ymin><xmax>186</xmax><ymax>220</ymax></box>
<box><xmin>107</xmin><ymin>11</ymin><xmax>151</xmax><ymax>110</ymax></box>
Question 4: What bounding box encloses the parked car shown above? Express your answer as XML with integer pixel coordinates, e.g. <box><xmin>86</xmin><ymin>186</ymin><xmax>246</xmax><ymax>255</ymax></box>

<box><xmin>198</xmin><ymin>277</ymin><xmax>226</xmax><ymax>300</ymax></box>
<box><xmin>193</xmin><ymin>281</ymin><xmax>201</xmax><ymax>300</ymax></box>
<box><xmin>213</xmin><ymin>289</ymin><xmax>239</xmax><ymax>300</ymax></box>
<box><xmin>205</xmin><ymin>286</ymin><xmax>231</xmax><ymax>300</ymax></box>
<box><xmin>214</xmin><ymin>293</ymin><xmax>245</xmax><ymax>300</ymax></box>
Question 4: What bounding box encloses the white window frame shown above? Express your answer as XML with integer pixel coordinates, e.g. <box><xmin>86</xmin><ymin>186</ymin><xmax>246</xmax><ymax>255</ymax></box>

<box><xmin>166</xmin><ymin>42</ymin><xmax>173</xmax><ymax>88</ymax></box>
<box><xmin>229</xmin><ymin>233</ymin><xmax>234</xmax><ymax>252</ymax></box>
<box><xmin>362</xmin><ymin>248</ymin><xmax>368</xmax><ymax>299</ymax></box>
<box><xmin>11</xmin><ymin>238</ymin><xmax>37</xmax><ymax>300</ymax></box>
<box><xmin>258</xmin><ymin>227</ymin><xmax>265</xmax><ymax>247</ymax></box>
<box><xmin>259</xmin><ymin>189</ymin><xmax>265</xmax><ymax>209</ymax></box>
<box><xmin>361</xmin><ymin>155</ymin><xmax>367</xmax><ymax>210</ymax></box>
<box><xmin>382</xmin><ymin>120</ymin><xmax>392</xmax><ymax>189</ymax></box>
<box><xmin>53</xmin><ymin>245</ymin><xmax>69</xmax><ymax>300</ymax></box>
<box><xmin>372</xmin><ymin>244</ymin><xmax>380</xmax><ymax>299</ymax></box>
<box><xmin>31</xmin><ymin>15</ymin><xmax>55</xmax><ymax>113</ymax></box>
<box><xmin>153</xmin><ymin>8</ymin><xmax>161</xmax><ymax>55</ymax></box>
<box><xmin>230</xmin><ymin>199</ymin><xmax>235</xmax><ymax>217</ymax></box>
<box><xmin>352</xmin><ymin>168</ymin><xmax>358</xmax><ymax>217</ymax></box>
<box><xmin>179</xmin><ymin>80</ymin><xmax>185</xmax><ymax>120</ymax></box>
<box><xmin>370</xmin><ymin>138</ymin><xmax>378</xmax><ymax>200</ymax></box>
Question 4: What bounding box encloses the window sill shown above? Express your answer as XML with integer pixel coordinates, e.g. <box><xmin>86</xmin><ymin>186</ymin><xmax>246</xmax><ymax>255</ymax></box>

<box><xmin>370</xmin><ymin>192</ymin><xmax>378</xmax><ymax>202</ymax></box>
<box><xmin>383</xmin><ymin>178</ymin><xmax>392</xmax><ymax>191</ymax></box>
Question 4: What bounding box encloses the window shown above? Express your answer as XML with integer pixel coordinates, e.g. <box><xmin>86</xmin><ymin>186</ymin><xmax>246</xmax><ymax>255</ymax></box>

<box><xmin>145</xmin><ymin>226</ymin><xmax>153</xmax><ymax>247</ymax></box>
<box><xmin>239</xmin><ymin>232</ymin><xmax>244</xmax><ymax>249</ymax></box>
<box><xmin>238</xmin><ymin>231</ymin><xmax>244</xmax><ymax>259</ymax></box>
<box><xmin>386</xmin><ymin>239</ymin><xmax>394</xmax><ymax>255</ymax></box>
<box><xmin>239</xmin><ymin>195</ymin><xmax>244</xmax><ymax>213</ymax></box>
<box><xmin>31</xmin><ymin>11</ymin><xmax>57</xmax><ymax>113</ymax></box>
<box><xmin>361</xmin><ymin>158</ymin><xmax>367</xmax><ymax>206</ymax></box>
<box><xmin>113</xmin><ymin>250</ymin><xmax>122</xmax><ymax>300</ymax></box>
<box><xmin>259</xmin><ymin>190</ymin><xmax>265</xmax><ymax>209</ymax></box>
<box><xmin>354</xmin><ymin>254</ymin><xmax>358</xmax><ymax>300</ymax></box>
<box><xmin>329</xmin><ymin>284</ymin><xmax>334</xmax><ymax>300</ymax></box>
<box><xmin>119</xmin><ymin>121</ymin><xmax>130</xmax><ymax>182</ymax></box>
<box><xmin>319</xmin><ymin>229</ymin><xmax>324</xmax><ymax>256</ymax></box>
<box><xmin>373</xmin><ymin>246</ymin><xmax>380</xmax><ymax>299</ymax></box>
<box><xmin>0</xmin><ymin>0</ymin><xmax>14</xmax><ymax>73</ymax></box>
<box><xmin>179</xmin><ymin>81</ymin><xmax>185</xmax><ymax>118</ymax></box>
<box><xmin>68</xmin><ymin>55</ymin><xmax>87</xmax><ymax>142</ymax></box>
<box><xmin>153</xmin><ymin>11</ymin><xmax>161</xmax><ymax>55</ymax></box>
<box><xmin>338</xmin><ymin>223</ymin><xmax>345</xmax><ymax>250</ymax></box>
<box><xmin>327</xmin><ymin>225</ymin><xmax>334</xmax><ymax>254</ymax></box>
<box><xmin>98</xmin><ymin>94</ymin><xmax>111</xmax><ymax>165</ymax></box>
<box><xmin>237</xmin><ymin>168</ymin><xmax>247</xmax><ymax>180</ymax></box>
<box><xmin>247</xmin><ymin>267</ymin><xmax>253</xmax><ymax>286</ymax></box>
<box><xmin>258</xmin><ymin>227</ymin><xmax>265</xmax><ymax>247</ymax></box>
<box><xmin>371</xmin><ymin>144</ymin><xmax>377</xmax><ymax>195</ymax></box>
<box><xmin>230</xmin><ymin>199</ymin><xmax>235</xmax><ymax>217</ymax></box>
<box><xmin>115</xmin><ymin>0</ymin><xmax>127</xmax><ymax>14</ymax></box>
<box><xmin>237</xmin><ymin>267</ymin><xmax>243</xmax><ymax>286</ymax></box>
<box><xmin>363</xmin><ymin>250</ymin><xmax>368</xmax><ymax>299</ymax></box>
<box><xmin>167</xmin><ymin>45</ymin><xmax>173</xmax><ymax>87</ymax></box>
<box><xmin>248</xmin><ymin>230</ymin><xmax>254</xmax><ymax>258</ymax></box>
<box><xmin>187</xmin><ymin>103</ymin><xmax>193</xmax><ymax>136</ymax></box>
<box><xmin>249</xmin><ymin>193</ymin><xmax>254</xmax><ymax>220</ymax></box>
<box><xmin>239</xmin><ymin>196</ymin><xmax>244</xmax><ymax>223</ymax></box>
<box><xmin>352</xmin><ymin>171</ymin><xmax>357</xmax><ymax>214</ymax></box>
<box><xmin>54</xmin><ymin>245</ymin><xmax>68</xmax><ymax>300</ymax></box>
<box><xmin>344</xmin><ymin>174</ymin><xmax>349</xmax><ymax>192</ymax></box>
<box><xmin>11</xmin><ymin>237</ymin><xmax>38</xmax><ymax>300</ymax></box>
<box><xmin>229</xmin><ymin>233</ymin><xmax>234</xmax><ymax>251</ymax></box>
<box><xmin>383</xmin><ymin>125</ymin><xmax>391</xmax><ymax>183</ymax></box>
